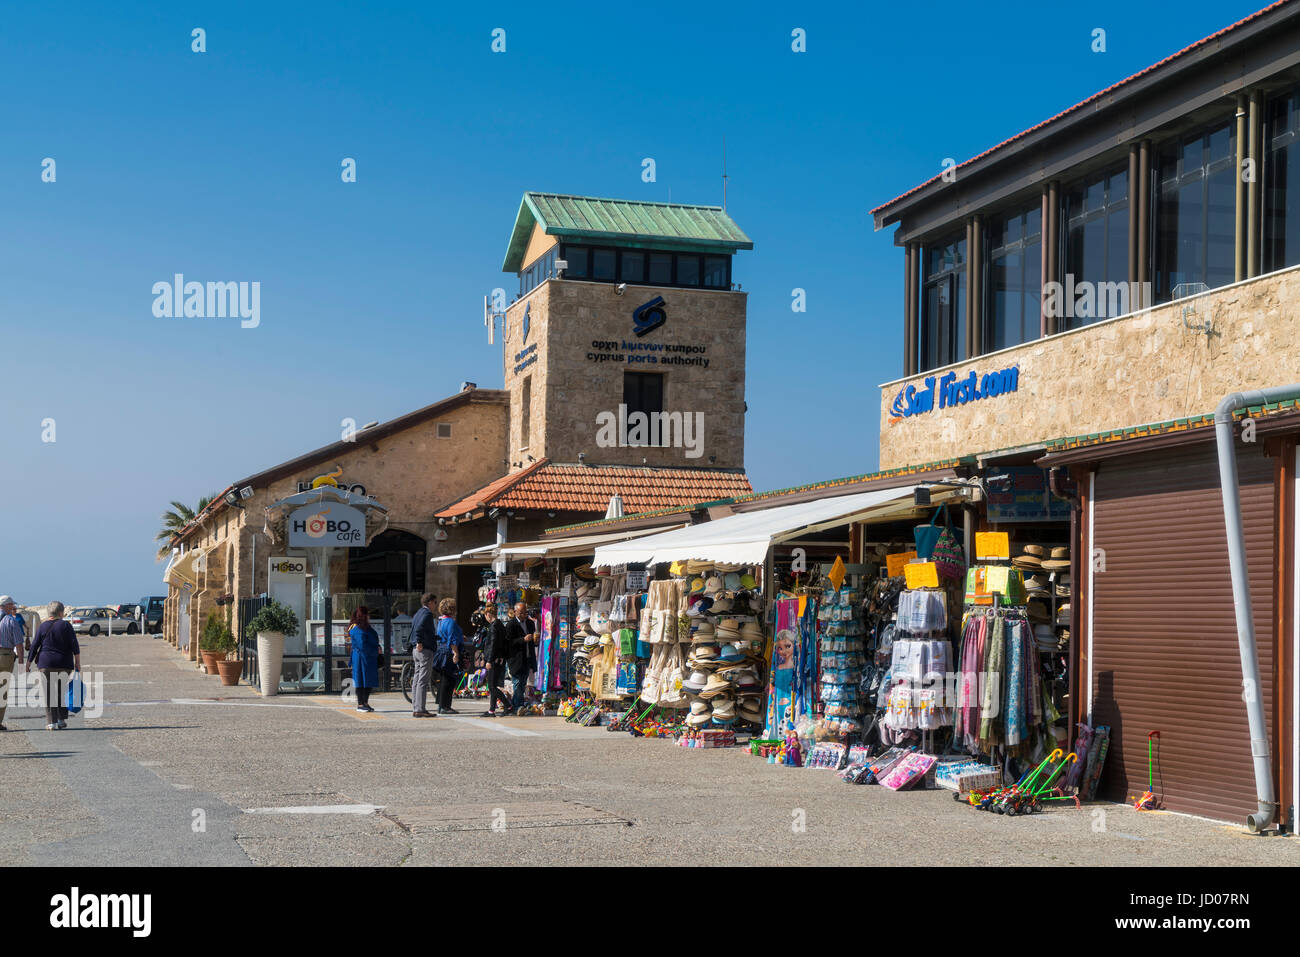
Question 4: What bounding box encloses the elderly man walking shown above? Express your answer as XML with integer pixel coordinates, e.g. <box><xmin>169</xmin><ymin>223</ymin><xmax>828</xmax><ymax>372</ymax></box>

<box><xmin>409</xmin><ymin>593</ymin><xmax>438</xmax><ymax>718</ymax></box>
<box><xmin>0</xmin><ymin>596</ymin><xmax>26</xmax><ymax>731</ymax></box>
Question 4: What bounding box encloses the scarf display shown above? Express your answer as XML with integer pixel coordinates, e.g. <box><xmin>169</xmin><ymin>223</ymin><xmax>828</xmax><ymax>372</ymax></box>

<box><xmin>956</xmin><ymin>606</ymin><xmax>1044</xmax><ymax>757</ymax></box>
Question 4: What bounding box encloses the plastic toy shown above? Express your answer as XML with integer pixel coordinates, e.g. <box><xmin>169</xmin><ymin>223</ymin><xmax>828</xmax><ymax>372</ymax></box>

<box><xmin>1133</xmin><ymin>730</ymin><xmax>1160</xmax><ymax>810</ymax></box>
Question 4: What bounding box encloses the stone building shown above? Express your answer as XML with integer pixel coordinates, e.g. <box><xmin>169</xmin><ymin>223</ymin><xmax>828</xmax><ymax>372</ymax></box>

<box><xmin>870</xmin><ymin>1</ymin><xmax>1300</xmax><ymax>828</ymax></box>
<box><xmin>162</xmin><ymin>191</ymin><xmax>754</xmax><ymax>660</ymax></box>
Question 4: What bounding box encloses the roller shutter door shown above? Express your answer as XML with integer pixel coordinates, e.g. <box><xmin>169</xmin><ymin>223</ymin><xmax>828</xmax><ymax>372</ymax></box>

<box><xmin>1090</xmin><ymin>442</ymin><xmax>1275</xmax><ymax>822</ymax></box>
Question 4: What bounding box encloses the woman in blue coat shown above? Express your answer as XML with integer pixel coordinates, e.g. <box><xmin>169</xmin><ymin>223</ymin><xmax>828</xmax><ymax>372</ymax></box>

<box><xmin>348</xmin><ymin>606</ymin><xmax>380</xmax><ymax>713</ymax></box>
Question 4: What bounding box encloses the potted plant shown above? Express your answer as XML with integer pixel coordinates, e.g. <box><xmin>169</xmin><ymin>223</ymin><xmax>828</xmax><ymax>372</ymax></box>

<box><xmin>199</xmin><ymin>611</ymin><xmax>225</xmax><ymax>675</ymax></box>
<box><xmin>246</xmin><ymin>601</ymin><xmax>299</xmax><ymax>697</ymax></box>
<box><xmin>214</xmin><ymin>621</ymin><xmax>242</xmax><ymax>686</ymax></box>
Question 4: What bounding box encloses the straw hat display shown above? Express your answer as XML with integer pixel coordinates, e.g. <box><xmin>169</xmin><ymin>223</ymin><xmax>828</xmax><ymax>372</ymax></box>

<box><xmin>1023</xmin><ymin>574</ymin><xmax>1050</xmax><ymax>597</ymax></box>
<box><xmin>1012</xmin><ymin>544</ymin><xmax>1045</xmax><ymax>570</ymax></box>
<box><xmin>700</xmin><ymin>674</ymin><xmax>732</xmax><ymax>698</ymax></box>
<box><xmin>740</xmin><ymin>621</ymin><xmax>764</xmax><ymax>642</ymax></box>
<box><xmin>1041</xmin><ymin>547</ymin><xmax>1070</xmax><ymax>571</ymax></box>
<box><xmin>738</xmin><ymin>699</ymin><xmax>764</xmax><ymax>724</ymax></box>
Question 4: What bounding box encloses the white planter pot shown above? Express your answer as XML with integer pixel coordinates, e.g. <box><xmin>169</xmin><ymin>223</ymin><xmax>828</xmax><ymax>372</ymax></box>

<box><xmin>256</xmin><ymin>631</ymin><xmax>286</xmax><ymax>696</ymax></box>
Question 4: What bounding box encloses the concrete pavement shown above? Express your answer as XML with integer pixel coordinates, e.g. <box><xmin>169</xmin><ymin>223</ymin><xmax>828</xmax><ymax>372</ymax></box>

<box><xmin>0</xmin><ymin>635</ymin><xmax>1295</xmax><ymax>866</ymax></box>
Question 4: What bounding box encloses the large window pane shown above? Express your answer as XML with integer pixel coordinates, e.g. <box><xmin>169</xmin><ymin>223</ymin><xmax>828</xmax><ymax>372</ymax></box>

<box><xmin>565</xmin><ymin>245</ymin><xmax>589</xmax><ymax>278</ymax></box>
<box><xmin>676</xmin><ymin>255</ymin><xmax>700</xmax><ymax>286</ymax></box>
<box><xmin>648</xmin><ymin>253</ymin><xmax>672</xmax><ymax>285</ymax></box>
<box><xmin>1265</xmin><ymin>89</ymin><xmax>1300</xmax><ymax>272</ymax></box>
<box><xmin>620</xmin><ymin>251</ymin><xmax>645</xmax><ymax>283</ymax></box>
<box><xmin>592</xmin><ymin>248</ymin><xmax>616</xmax><ymax>280</ymax></box>
<box><xmin>703</xmin><ymin>256</ymin><xmax>728</xmax><ymax>288</ymax></box>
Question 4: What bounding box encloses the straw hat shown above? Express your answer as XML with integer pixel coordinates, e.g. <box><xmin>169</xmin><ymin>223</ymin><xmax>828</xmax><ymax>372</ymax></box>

<box><xmin>692</xmin><ymin>643</ymin><xmax>719</xmax><ymax>660</ymax></box>
<box><xmin>740</xmin><ymin>621</ymin><xmax>764</xmax><ymax>642</ymax></box>
<box><xmin>1041</xmin><ymin>547</ymin><xmax>1070</xmax><ymax>571</ymax></box>
<box><xmin>1022</xmin><ymin>544</ymin><xmax>1046</xmax><ymax>557</ymax></box>
<box><xmin>1026</xmin><ymin>600</ymin><xmax>1050</xmax><ymax>623</ymax></box>
<box><xmin>710</xmin><ymin>697</ymin><xmax>736</xmax><ymax>719</ymax></box>
<box><xmin>700</xmin><ymin>674</ymin><xmax>733</xmax><ymax>697</ymax></box>
<box><xmin>1023</xmin><ymin>574</ymin><xmax>1050</xmax><ymax>596</ymax></box>
<box><xmin>686</xmin><ymin>710</ymin><xmax>712</xmax><ymax>727</ymax></box>
<box><xmin>689</xmin><ymin>700</ymin><xmax>710</xmax><ymax>716</ymax></box>
<box><xmin>738</xmin><ymin>700</ymin><xmax>764</xmax><ymax>723</ymax></box>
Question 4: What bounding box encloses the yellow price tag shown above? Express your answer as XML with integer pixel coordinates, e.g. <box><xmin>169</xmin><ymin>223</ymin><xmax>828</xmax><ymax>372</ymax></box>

<box><xmin>975</xmin><ymin>532</ymin><xmax>1010</xmax><ymax>560</ymax></box>
<box><xmin>903</xmin><ymin>562</ymin><xmax>939</xmax><ymax>589</ymax></box>
<box><xmin>886</xmin><ymin>551</ymin><xmax>917</xmax><ymax>577</ymax></box>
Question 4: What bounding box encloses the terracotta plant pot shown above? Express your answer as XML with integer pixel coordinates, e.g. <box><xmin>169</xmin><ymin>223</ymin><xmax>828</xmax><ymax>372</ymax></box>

<box><xmin>201</xmin><ymin>651</ymin><xmax>224</xmax><ymax>675</ymax></box>
<box><xmin>216</xmin><ymin>658</ymin><xmax>242</xmax><ymax>686</ymax></box>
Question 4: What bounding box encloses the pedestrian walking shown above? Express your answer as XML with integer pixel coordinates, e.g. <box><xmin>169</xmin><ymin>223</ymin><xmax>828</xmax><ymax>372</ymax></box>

<box><xmin>409</xmin><ymin>593</ymin><xmax>438</xmax><ymax>718</ymax></box>
<box><xmin>433</xmin><ymin>598</ymin><xmax>464</xmax><ymax>715</ymax></box>
<box><xmin>26</xmin><ymin>601</ymin><xmax>80</xmax><ymax>731</ymax></box>
<box><xmin>348</xmin><ymin>606</ymin><xmax>380</xmax><ymax>713</ymax></box>
<box><xmin>482</xmin><ymin>604</ymin><xmax>512</xmax><ymax>716</ymax></box>
<box><xmin>505</xmin><ymin>602</ymin><xmax>534</xmax><ymax>713</ymax></box>
<box><xmin>0</xmin><ymin>596</ymin><xmax>27</xmax><ymax>731</ymax></box>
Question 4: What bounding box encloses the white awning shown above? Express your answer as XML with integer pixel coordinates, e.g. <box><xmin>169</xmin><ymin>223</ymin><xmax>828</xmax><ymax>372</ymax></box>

<box><xmin>433</xmin><ymin>523</ymin><xmax>691</xmax><ymax>565</ymax></box>
<box><xmin>591</xmin><ymin>485</ymin><xmax>930</xmax><ymax>567</ymax></box>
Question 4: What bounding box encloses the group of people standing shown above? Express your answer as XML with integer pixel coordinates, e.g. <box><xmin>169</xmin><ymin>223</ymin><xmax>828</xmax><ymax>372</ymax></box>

<box><xmin>0</xmin><ymin>597</ymin><xmax>82</xmax><ymax>731</ymax></box>
<box><xmin>342</xmin><ymin>593</ymin><xmax>537</xmax><ymax>718</ymax></box>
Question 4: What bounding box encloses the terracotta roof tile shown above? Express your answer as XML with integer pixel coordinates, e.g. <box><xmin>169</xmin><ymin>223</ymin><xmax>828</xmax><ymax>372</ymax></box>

<box><xmin>435</xmin><ymin>461</ymin><xmax>751</xmax><ymax>519</ymax></box>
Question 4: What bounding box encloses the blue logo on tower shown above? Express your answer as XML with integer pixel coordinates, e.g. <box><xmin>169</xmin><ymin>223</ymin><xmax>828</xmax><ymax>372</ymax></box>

<box><xmin>522</xmin><ymin>302</ymin><xmax>531</xmax><ymax>344</ymax></box>
<box><xmin>632</xmin><ymin>296</ymin><xmax>667</xmax><ymax>337</ymax></box>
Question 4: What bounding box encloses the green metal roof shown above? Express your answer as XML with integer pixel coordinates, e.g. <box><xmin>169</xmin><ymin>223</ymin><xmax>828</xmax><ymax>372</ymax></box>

<box><xmin>502</xmin><ymin>192</ymin><xmax>753</xmax><ymax>272</ymax></box>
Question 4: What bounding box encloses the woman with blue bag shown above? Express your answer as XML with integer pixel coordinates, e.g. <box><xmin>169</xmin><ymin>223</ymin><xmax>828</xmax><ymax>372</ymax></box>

<box><xmin>348</xmin><ymin>606</ymin><xmax>380</xmax><ymax>713</ymax></box>
<box><xmin>26</xmin><ymin>601</ymin><xmax>80</xmax><ymax>730</ymax></box>
<box><xmin>433</xmin><ymin>598</ymin><xmax>464</xmax><ymax>715</ymax></box>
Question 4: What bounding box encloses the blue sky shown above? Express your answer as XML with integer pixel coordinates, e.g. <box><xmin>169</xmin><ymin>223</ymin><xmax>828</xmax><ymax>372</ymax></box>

<box><xmin>0</xmin><ymin>0</ymin><xmax>1267</xmax><ymax>601</ymax></box>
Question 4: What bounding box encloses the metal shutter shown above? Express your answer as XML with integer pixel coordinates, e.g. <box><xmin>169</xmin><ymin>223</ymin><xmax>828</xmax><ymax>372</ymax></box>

<box><xmin>1090</xmin><ymin>442</ymin><xmax>1275</xmax><ymax>823</ymax></box>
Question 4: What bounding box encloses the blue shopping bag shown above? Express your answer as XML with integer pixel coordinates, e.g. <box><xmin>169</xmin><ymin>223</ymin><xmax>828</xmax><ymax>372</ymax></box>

<box><xmin>66</xmin><ymin>672</ymin><xmax>85</xmax><ymax>715</ymax></box>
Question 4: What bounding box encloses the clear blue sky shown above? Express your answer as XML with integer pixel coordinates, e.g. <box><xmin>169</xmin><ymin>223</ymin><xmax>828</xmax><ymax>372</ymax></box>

<box><xmin>0</xmin><ymin>0</ymin><xmax>1266</xmax><ymax>602</ymax></box>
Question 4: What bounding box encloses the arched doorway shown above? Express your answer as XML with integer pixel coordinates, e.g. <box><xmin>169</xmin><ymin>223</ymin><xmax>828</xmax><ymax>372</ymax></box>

<box><xmin>348</xmin><ymin>529</ymin><xmax>427</xmax><ymax>593</ymax></box>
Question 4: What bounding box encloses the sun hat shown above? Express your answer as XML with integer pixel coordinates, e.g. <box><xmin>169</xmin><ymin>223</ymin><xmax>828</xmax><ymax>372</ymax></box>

<box><xmin>686</xmin><ymin>711</ymin><xmax>711</xmax><ymax>727</ymax></box>
<box><xmin>1023</xmin><ymin>544</ymin><xmax>1046</xmax><ymax>558</ymax></box>
<box><xmin>692</xmin><ymin>643</ymin><xmax>719</xmax><ymax>660</ymax></box>
<box><xmin>1055</xmin><ymin>575</ymin><xmax>1071</xmax><ymax>598</ymax></box>
<box><xmin>740</xmin><ymin>621</ymin><xmax>764</xmax><ymax>641</ymax></box>
<box><xmin>700</xmin><ymin>674</ymin><xmax>733</xmax><ymax>697</ymax></box>
<box><xmin>1026</xmin><ymin>600</ymin><xmax>1050</xmax><ymax>623</ymax></box>
<box><xmin>704</xmin><ymin>576</ymin><xmax>724</xmax><ymax>595</ymax></box>
<box><xmin>739</xmin><ymin>573</ymin><xmax>757</xmax><ymax>590</ymax></box>
<box><xmin>0</xmin><ymin>596</ymin><xmax>15</xmax><ymax>606</ymax></box>
<box><xmin>738</xmin><ymin>700</ymin><xmax>764</xmax><ymax>723</ymax></box>
<box><xmin>683</xmin><ymin>670</ymin><xmax>710</xmax><ymax>694</ymax></box>
<box><xmin>1041</xmin><ymin>549</ymin><xmax>1071</xmax><ymax>570</ymax></box>
<box><xmin>717</xmin><ymin>643</ymin><xmax>743</xmax><ymax>663</ymax></box>
<box><xmin>690</xmin><ymin>699</ymin><xmax>710</xmax><ymax>716</ymax></box>
<box><xmin>708</xmin><ymin>596</ymin><xmax>733</xmax><ymax>613</ymax></box>
<box><xmin>710</xmin><ymin>698</ymin><xmax>736</xmax><ymax>718</ymax></box>
<box><xmin>1023</xmin><ymin>574</ymin><xmax>1049</xmax><ymax>595</ymax></box>
<box><xmin>1012</xmin><ymin>552</ymin><xmax>1042</xmax><ymax>569</ymax></box>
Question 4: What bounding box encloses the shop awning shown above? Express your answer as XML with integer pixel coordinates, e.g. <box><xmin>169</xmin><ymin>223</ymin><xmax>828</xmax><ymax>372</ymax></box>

<box><xmin>591</xmin><ymin>485</ymin><xmax>934</xmax><ymax>566</ymax></box>
<box><xmin>431</xmin><ymin>523</ymin><xmax>690</xmax><ymax>565</ymax></box>
<box><xmin>163</xmin><ymin>547</ymin><xmax>206</xmax><ymax>588</ymax></box>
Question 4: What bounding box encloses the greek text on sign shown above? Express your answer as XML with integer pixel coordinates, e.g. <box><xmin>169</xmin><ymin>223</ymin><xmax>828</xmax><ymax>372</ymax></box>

<box><xmin>288</xmin><ymin>503</ymin><xmax>366</xmax><ymax>548</ymax></box>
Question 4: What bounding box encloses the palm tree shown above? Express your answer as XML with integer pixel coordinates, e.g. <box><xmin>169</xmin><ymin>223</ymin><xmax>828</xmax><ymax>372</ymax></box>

<box><xmin>155</xmin><ymin>493</ymin><xmax>218</xmax><ymax>560</ymax></box>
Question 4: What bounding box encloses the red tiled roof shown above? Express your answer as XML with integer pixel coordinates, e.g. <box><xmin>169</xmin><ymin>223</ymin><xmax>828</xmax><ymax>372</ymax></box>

<box><xmin>434</xmin><ymin>460</ymin><xmax>752</xmax><ymax>520</ymax></box>
<box><xmin>870</xmin><ymin>0</ymin><xmax>1291</xmax><ymax>217</ymax></box>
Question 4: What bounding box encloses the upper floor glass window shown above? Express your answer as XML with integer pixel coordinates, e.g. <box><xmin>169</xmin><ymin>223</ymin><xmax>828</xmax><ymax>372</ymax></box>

<box><xmin>986</xmin><ymin>206</ymin><xmax>1041</xmax><ymax>352</ymax></box>
<box><xmin>1265</xmin><ymin>88</ymin><xmax>1300</xmax><ymax>273</ymax></box>
<box><xmin>1063</xmin><ymin>167</ymin><xmax>1129</xmax><ymax>326</ymax></box>
<box><xmin>557</xmin><ymin>244</ymin><xmax>730</xmax><ymax>290</ymax></box>
<box><xmin>920</xmin><ymin>235</ymin><xmax>966</xmax><ymax>371</ymax></box>
<box><xmin>518</xmin><ymin>246</ymin><xmax>558</xmax><ymax>297</ymax></box>
<box><xmin>1154</xmin><ymin>120</ymin><xmax>1235</xmax><ymax>302</ymax></box>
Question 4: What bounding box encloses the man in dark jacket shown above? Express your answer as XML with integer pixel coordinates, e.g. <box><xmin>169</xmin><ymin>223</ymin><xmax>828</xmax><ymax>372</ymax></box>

<box><xmin>408</xmin><ymin>593</ymin><xmax>438</xmax><ymax>717</ymax></box>
<box><xmin>482</xmin><ymin>605</ymin><xmax>512</xmax><ymax>716</ymax></box>
<box><xmin>505</xmin><ymin>602</ymin><xmax>535</xmax><ymax>712</ymax></box>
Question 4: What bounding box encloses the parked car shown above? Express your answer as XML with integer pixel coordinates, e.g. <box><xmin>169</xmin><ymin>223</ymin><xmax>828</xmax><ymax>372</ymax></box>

<box><xmin>140</xmin><ymin>596</ymin><xmax>165</xmax><ymax>634</ymax></box>
<box><xmin>115</xmin><ymin>603</ymin><xmax>144</xmax><ymax>620</ymax></box>
<box><xmin>66</xmin><ymin>607</ymin><xmax>139</xmax><ymax>636</ymax></box>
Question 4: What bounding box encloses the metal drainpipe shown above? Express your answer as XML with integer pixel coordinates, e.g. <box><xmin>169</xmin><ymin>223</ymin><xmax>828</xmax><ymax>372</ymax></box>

<box><xmin>1215</xmin><ymin>386</ymin><xmax>1300</xmax><ymax>832</ymax></box>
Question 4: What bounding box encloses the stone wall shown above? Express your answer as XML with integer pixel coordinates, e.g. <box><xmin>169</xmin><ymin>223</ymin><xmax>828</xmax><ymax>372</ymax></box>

<box><xmin>878</xmin><ymin>267</ymin><xmax>1300</xmax><ymax>468</ymax></box>
<box><xmin>503</xmin><ymin>279</ymin><xmax>747</xmax><ymax>469</ymax></box>
<box><xmin>169</xmin><ymin>391</ymin><xmax>511</xmax><ymax>624</ymax></box>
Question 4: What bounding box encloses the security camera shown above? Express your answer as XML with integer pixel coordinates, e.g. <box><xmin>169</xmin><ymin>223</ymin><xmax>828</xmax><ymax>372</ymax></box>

<box><xmin>616</xmin><ymin>283</ymin><xmax>627</xmax><ymax>295</ymax></box>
